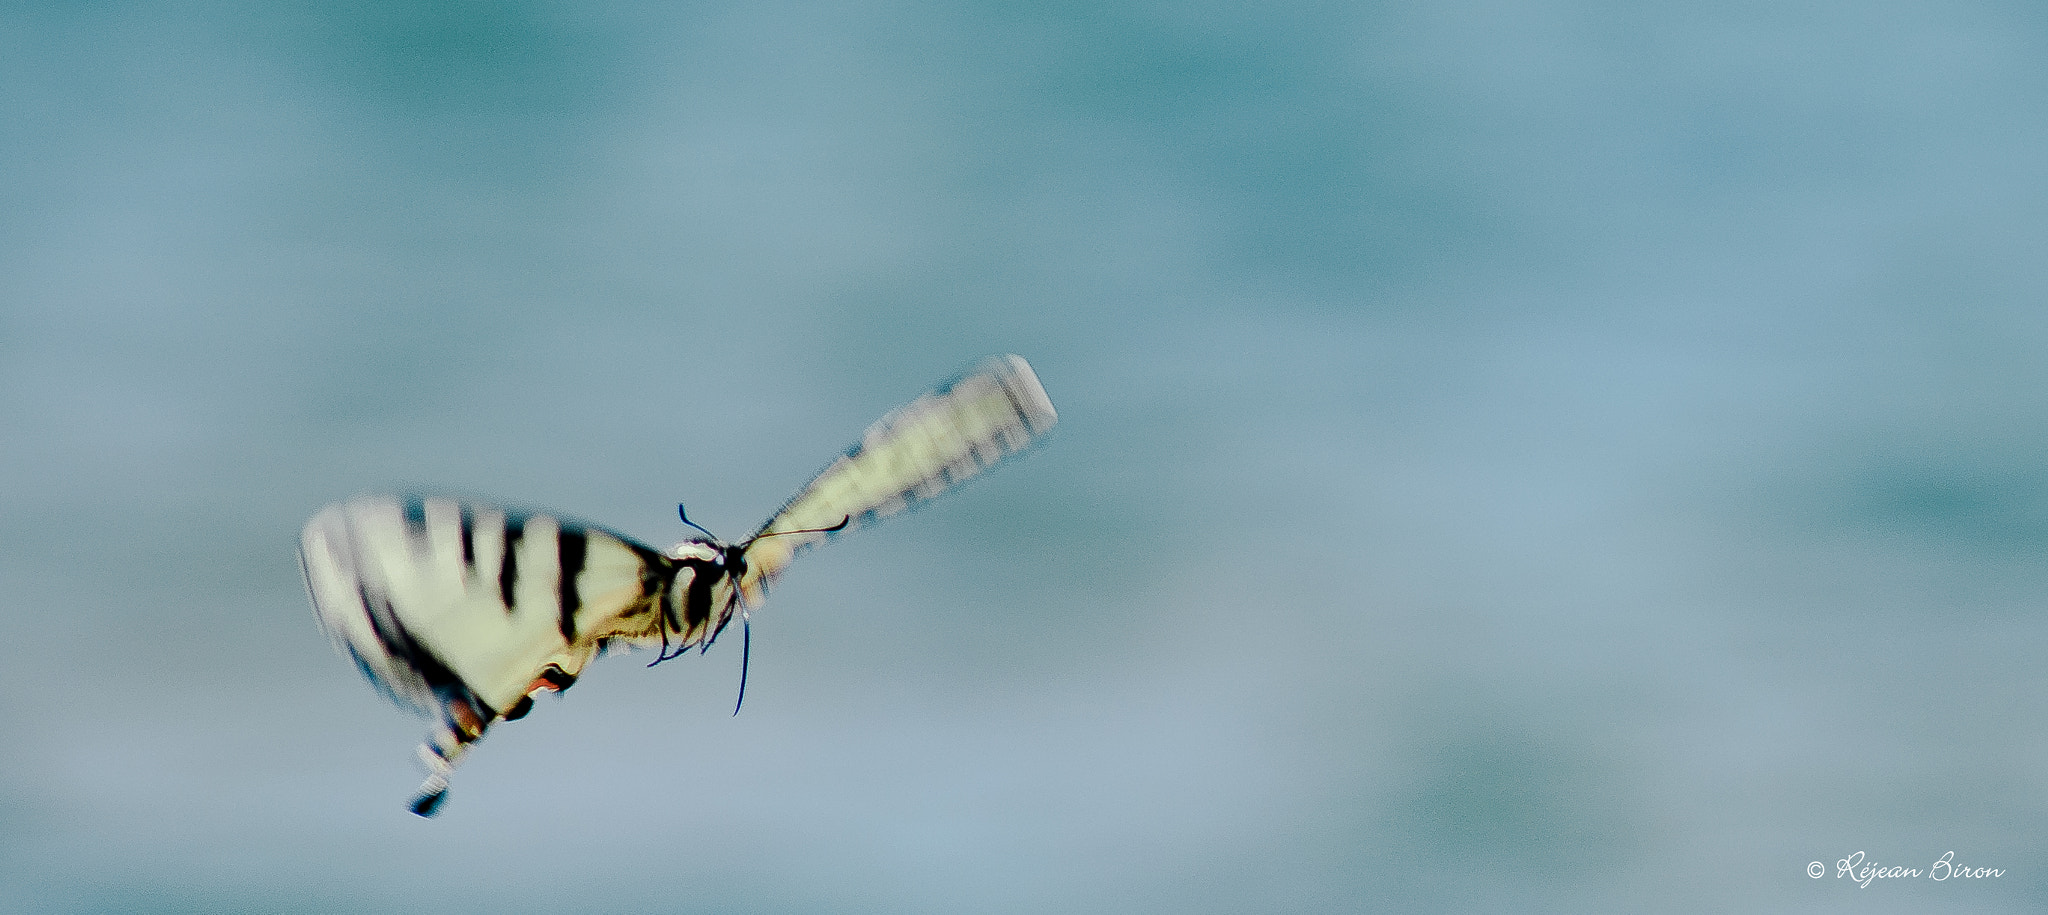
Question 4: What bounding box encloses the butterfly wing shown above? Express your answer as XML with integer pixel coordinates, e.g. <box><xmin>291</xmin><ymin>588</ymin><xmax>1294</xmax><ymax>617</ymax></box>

<box><xmin>300</xmin><ymin>495</ymin><xmax>673</xmax><ymax>809</ymax></box>
<box><xmin>736</xmin><ymin>354</ymin><xmax>1057</xmax><ymax>603</ymax></box>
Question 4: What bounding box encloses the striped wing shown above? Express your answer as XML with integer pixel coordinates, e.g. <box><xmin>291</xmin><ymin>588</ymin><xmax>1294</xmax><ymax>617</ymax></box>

<box><xmin>300</xmin><ymin>496</ymin><xmax>673</xmax><ymax>796</ymax></box>
<box><xmin>736</xmin><ymin>354</ymin><xmax>1057</xmax><ymax>603</ymax></box>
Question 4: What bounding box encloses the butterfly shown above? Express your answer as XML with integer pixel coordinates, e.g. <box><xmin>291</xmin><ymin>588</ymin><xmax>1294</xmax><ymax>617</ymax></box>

<box><xmin>299</xmin><ymin>355</ymin><xmax>1057</xmax><ymax>815</ymax></box>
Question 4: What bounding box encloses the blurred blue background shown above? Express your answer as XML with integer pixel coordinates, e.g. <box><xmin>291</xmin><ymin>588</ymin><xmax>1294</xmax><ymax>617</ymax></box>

<box><xmin>5</xmin><ymin>1</ymin><xmax>2047</xmax><ymax>911</ymax></box>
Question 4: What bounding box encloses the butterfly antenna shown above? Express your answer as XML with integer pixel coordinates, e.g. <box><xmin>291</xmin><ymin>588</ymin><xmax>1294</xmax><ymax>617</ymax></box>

<box><xmin>749</xmin><ymin>515</ymin><xmax>852</xmax><ymax>542</ymax></box>
<box><xmin>676</xmin><ymin>503</ymin><xmax>719</xmax><ymax>540</ymax></box>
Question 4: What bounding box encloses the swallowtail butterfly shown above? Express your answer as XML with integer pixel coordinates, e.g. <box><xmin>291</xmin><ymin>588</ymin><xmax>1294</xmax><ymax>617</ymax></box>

<box><xmin>300</xmin><ymin>354</ymin><xmax>1057</xmax><ymax>815</ymax></box>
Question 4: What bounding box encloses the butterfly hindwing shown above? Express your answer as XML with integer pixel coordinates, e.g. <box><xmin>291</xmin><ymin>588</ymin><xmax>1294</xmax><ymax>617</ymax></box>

<box><xmin>300</xmin><ymin>496</ymin><xmax>675</xmax><ymax>773</ymax></box>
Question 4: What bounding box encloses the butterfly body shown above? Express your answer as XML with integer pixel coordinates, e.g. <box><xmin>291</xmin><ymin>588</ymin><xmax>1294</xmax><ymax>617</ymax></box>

<box><xmin>300</xmin><ymin>355</ymin><xmax>1057</xmax><ymax>814</ymax></box>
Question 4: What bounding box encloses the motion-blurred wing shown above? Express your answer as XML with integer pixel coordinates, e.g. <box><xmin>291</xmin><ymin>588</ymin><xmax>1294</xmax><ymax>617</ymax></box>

<box><xmin>738</xmin><ymin>354</ymin><xmax>1057</xmax><ymax>601</ymax></box>
<box><xmin>299</xmin><ymin>495</ymin><xmax>671</xmax><ymax>805</ymax></box>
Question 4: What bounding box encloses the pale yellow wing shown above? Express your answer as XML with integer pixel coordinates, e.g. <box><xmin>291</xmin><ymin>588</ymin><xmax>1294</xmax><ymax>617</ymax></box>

<box><xmin>735</xmin><ymin>354</ymin><xmax>1057</xmax><ymax>604</ymax></box>
<box><xmin>300</xmin><ymin>495</ymin><xmax>672</xmax><ymax>812</ymax></box>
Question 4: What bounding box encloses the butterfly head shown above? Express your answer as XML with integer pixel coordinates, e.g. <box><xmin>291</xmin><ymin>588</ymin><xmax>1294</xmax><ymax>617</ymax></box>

<box><xmin>671</xmin><ymin>504</ymin><xmax>750</xmax><ymax>600</ymax></box>
<box><xmin>720</xmin><ymin>542</ymin><xmax>749</xmax><ymax>583</ymax></box>
<box><xmin>663</xmin><ymin>537</ymin><xmax>747</xmax><ymax>576</ymax></box>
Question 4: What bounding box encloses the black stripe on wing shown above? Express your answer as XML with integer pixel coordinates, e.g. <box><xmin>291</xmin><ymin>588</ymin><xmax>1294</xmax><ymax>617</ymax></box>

<box><xmin>355</xmin><ymin>581</ymin><xmax>496</xmax><ymax>741</ymax></box>
<box><xmin>401</xmin><ymin>496</ymin><xmax>428</xmax><ymax>539</ymax></box>
<box><xmin>499</xmin><ymin>515</ymin><xmax>525</xmax><ymax>612</ymax></box>
<box><xmin>458</xmin><ymin>503</ymin><xmax>475</xmax><ymax>571</ymax></box>
<box><xmin>557</xmin><ymin>527</ymin><xmax>586</xmax><ymax>642</ymax></box>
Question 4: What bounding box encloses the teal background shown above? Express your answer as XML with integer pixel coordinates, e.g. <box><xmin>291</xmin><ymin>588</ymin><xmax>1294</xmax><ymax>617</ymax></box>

<box><xmin>5</xmin><ymin>2</ymin><xmax>2047</xmax><ymax>911</ymax></box>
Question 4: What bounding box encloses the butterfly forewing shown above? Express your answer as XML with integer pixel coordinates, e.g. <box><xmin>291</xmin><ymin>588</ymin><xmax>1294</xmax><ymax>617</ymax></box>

<box><xmin>301</xmin><ymin>496</ymin><xmax>674</xmax><ymax>765</ymax></box>
<box><xmin>738</xmin><ymin>354</ymin><xmax>1057</xmax><ymax>601</ymax></box>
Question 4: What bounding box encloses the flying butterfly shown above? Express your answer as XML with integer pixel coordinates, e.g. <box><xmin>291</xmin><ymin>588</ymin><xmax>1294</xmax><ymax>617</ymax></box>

<box><xmin>299</xmin><ymin>354</ymin><xmax>1057</xmax><ymax>815</ymax></box>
